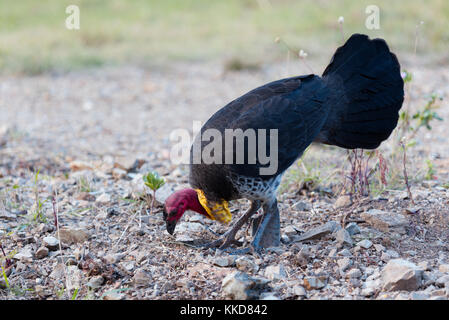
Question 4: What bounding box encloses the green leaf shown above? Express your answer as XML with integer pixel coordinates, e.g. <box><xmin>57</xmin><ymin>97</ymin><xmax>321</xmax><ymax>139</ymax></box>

<box><xmin>143</xmin><ymin>171</ymin><xmax>165</xmax><ymax>191</ymax></box>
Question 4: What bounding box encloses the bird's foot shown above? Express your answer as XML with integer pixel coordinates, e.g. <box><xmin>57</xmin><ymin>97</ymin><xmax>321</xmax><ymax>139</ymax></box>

<box><xmin>199</xmin><ymin>233</ymin><xmax>243</xmax><ymax>250</ymax></box>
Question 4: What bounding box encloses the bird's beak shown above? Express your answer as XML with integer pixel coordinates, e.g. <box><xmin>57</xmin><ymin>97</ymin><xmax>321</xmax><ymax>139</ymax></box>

<box><xmin>166</xmin><ymin>219</ymin><xmax>177</xmax><ymax>235</ymax></box>
<box><xmin>163</xmin><ymin>207</ymin><xmax>178</xmax><ymax>235</ymax></box>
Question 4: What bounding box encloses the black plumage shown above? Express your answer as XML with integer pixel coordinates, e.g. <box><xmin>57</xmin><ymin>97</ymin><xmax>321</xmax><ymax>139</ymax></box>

<box><xmin>185</xmin><ymin>34</ymin><xmax>404</xmax><ymax>251</ymax></box>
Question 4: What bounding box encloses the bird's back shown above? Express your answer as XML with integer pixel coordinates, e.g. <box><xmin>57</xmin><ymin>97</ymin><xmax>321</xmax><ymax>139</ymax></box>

<box><xmin>189</xmin><ymin>75</ymin><xmax>331</xmax><ymax>201</ymax></box>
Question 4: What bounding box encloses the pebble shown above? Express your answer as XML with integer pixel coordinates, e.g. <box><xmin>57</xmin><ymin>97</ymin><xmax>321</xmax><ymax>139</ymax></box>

<box><xmin>212</xmin><ymin>255</ymin><xmax>236</xmax><ymax>268</ymax></box>
<box><xmin>304</xmin><ymin>276</ymin><xmax>328</xmax><ymax>290</ymax></box>
<box><xmin>335</xmin><ymin>229</ymin><xmax>353</xmax><ymax>247</ymax></box>
<box><xmin>259</xmin><ymin>292</ymin><xmax>280</xmax><ymax>300</ymax></box>
<box><xmin>292</xmin><ymin>285</ymin><xmax>307</xmax><ymax>297</ymax></box>
<box><xmin>235</xmin><ymin>256</ymin><xmax>258</xmax><ymax>273</ymax></box>
<box><xmin>439</xmin><ymin>264</ymin><xmax>449</xmax><ymax>273</ymax></box>
<box><xmin>221</xmin><ymin>271</ymin><xmax>270</xmax><ymax>300</ymax></box>
<box><xmin>133</xmin><ymin>269</ymin><xmax>151</xmax><ymax>287</ymax></box>
<box><xmin>87</xmin><ymin>275</ymin><xmax>105</xmax><ymax>290</ymax></box>
<box><xmin>56</xmin><ymin>227</ymin><xmax>89</xmax><ymax>244</ymax></box>
<box><xmin>334</xmin><ymin>195</ymin><xmax>352</xmax><ymax>209</ymax></box>
<box><xmin>361</xmin><ymin>209</ymin><xmax>408</xmax><ymax>233</ymax></box>
<box><xmin>294</xmin><ymin>201</ymin><xmax>311</xmax><ymax>211</ymax></box>
<box><xmin>43</xmin><ymin>236</ymin><xmax>60</xmax><ymax>251</ymax></box>
<box><xmin>14</xmin><ymin>247</ymin><xmax>33</xmax><ymax>262</ymax></box>
<box><xmin>337</xmin><ymin>257</ymin><xmax>353</xmax><ymax>272</ymax></box>
<box><xmin>357</xmin><ymin>239</ymin><xmax>373</xmax><ymax>249</ymax></box>
<box><xmin>345</xmin><ymin>222</ymin><xmax>360</xmax><ymax>236</ymax></box>
<box><xmin>264</xmin><ymin>264</ymin><xmax>287</xmax><ymax>281</ymax></box>
<box><xmin>347</xmin><ymin>268</ymin><xmax>362</xmax><ymax>279</ymax></box>
<box><xmin>35</xmin><ymin>246</ymin><xmax>49</xmax><ymax>259</ymax></box>
<box><xmin>95</xmin><ymin>193</ymin><xmax>111</xmax><ymax>204</ymax></box>
<box><xmin>297</xmin><ymin>221</ymin><xmax>341</xmax><ymax>241</ymax></box>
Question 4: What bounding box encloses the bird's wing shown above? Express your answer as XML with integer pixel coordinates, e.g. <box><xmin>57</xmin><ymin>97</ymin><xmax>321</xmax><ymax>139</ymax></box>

<box><xmin>223</xmin><ymin>75</ymin><xmax>330</xmax><ymax>178</ymax></box>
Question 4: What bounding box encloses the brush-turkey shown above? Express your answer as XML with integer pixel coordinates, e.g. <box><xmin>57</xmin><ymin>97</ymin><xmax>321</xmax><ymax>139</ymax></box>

<box><xmin>163</xmin><ymin>34</ymin><xmax>404</xmax><ymax>252</ymax></box>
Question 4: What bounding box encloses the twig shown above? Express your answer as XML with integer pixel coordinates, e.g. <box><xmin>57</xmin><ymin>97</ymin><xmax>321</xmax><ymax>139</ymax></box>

<box><xmin>400</xmin><ymin>139</ymin><xmax>415</xmax><ymax>204</ymax></box>
<box><xmin>52</xmin><ymin>187</ymin><xmax>71</xmax><ymax>299</ymax></box>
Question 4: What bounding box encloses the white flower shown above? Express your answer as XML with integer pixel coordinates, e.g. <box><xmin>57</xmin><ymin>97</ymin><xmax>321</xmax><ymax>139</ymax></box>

<box><xmin>299</xmin><ymin>50</ymin><xmax>308</xmax><ymax>58</ymax></box>
<box><xmin>338</xmin><ymin>16</ymin><xmax>344</xmax><ymax>24</ymax></box>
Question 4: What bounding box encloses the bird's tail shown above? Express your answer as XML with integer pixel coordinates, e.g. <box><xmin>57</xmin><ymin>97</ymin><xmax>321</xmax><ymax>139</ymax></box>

<box><xmin>316</xmin><ymin>34</ymin><xmax>404</xmax><ymax>149</ymax></box>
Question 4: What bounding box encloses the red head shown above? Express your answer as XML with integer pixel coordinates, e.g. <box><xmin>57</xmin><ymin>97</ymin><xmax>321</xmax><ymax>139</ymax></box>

<box><xmin>163</xmin><ymin>188</ymin><xmax>209</xmax><ymax>235</ymax></box>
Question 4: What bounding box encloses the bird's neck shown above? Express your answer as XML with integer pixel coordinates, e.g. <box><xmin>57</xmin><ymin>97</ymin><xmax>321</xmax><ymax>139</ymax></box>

<box><xmin>182</xmin><ymin>188</ymin><xmax>210</xmax><ymax>218</ymax></box>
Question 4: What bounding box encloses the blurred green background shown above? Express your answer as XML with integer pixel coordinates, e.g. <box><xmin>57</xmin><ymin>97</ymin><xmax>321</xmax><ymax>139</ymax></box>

<box><xmin>0</xmin><ymin>0</ymin><xmax>447</xmax><ymax>75</ymax></box>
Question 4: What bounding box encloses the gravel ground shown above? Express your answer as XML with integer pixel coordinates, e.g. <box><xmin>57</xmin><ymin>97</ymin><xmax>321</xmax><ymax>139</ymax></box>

<box><xmin>0</xmin><ymin>60</ymin><xmax>448</xmax><ymax>300</ymax></box>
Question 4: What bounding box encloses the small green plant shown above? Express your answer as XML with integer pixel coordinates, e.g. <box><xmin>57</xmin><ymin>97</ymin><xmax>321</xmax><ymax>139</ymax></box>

<box><xmin>409</xmin><ymin>93</ymin><xmax>443</xmax><ymax>137</ymax></box>
<box><xmin>143</xmin><ymin>171</ymin><xmax>165</xmax><ymax>214</ymax></box>
<box><xmin>424</xmin><ymin>159</ymin><xmax>436</xmax><ymax>180</ymax></box>
<box><xmin>31</xmin><ymin>170</ymin><xmax>47</xmax><ymax>223</ymax></box>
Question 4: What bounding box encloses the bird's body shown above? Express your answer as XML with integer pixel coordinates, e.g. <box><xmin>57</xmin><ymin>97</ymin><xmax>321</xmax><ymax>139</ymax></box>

<box><xmin>164</xmin><ymin>34</ymin><xmax>404</xmax><ymax>251</ymax></box>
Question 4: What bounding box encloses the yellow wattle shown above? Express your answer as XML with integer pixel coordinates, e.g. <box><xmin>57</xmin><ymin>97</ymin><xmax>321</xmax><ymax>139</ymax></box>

<box><xmin>195</xmin><ymin>189</ymin><xmax>232</xmax><ymax>224</ymax></box>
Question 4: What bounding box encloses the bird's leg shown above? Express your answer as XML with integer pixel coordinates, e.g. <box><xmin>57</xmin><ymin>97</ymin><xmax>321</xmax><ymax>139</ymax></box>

<box><xmin>201</xmin><ymin>200</ymin><xmax>261</xmax><ymax>249</ymax></box>
<box><xmin>251</xmin><ymin>199</ymin><xmax>280</xmax><ymax>252</ymax></box>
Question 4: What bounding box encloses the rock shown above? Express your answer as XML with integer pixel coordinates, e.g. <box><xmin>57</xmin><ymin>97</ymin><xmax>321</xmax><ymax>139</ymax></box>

<box><xmin>297</xmin><ymin>221</ymin><xmax>341</xmax><ymax>241</ymax></box>
<box><xmin>337</xmin><ymin>257</ymin><xmax>353</xmax><ymax>272</ymax></box>
<box><xmin>259</xmin><ymin>292</ymin><xmax>280</xmax><ymax>300</ymax></box>
<box><xmin>338</xmin><ymin>248</ymin><xmax>352</xmax><ymax>257</ymax></box>
<box><xmin>114</xmin><ymin>158</ymin><xmax>145</xmax><ymax>172</ymax></box>
<box><xmin>75</xmin><ymin>192</ymin><xmax>96</xmax><ymax>202</ymax></box>
<box><xmin>175</xmin><ymin>234</ymin><xmax>194</xmax><ymax>242</ymax></box>
<box><xmin>176</xmin><ymin>222</ymin><xmax>204</xmax><ymax>233</ymax></box>
<box><xmin>361</xmin><ymin>209</ymin><xmax>408</xmax><ymax>232</ymax></box>
<box><xmin>0</xmin><ymin>211</ymin><xmax>17</xmax><ymax>220</ymax></box>
<box><xmin>418</xmin><ymin>261</ymin><xmax>431</xmax><ymax>271</ymax></box>
<box><xmin>439</xmin><ymin>264</ymin><xmax>449</xmax><ymax>273</ymax></box>
<box><xmin>14</xmin><ymin>247</ymin><xmax>33</xmax><ymax>262</ymax></box>
<box><xmin>212</xmin><ymin>256</ymin><xmax>236</xmax><ymax>267</ymax></box>
<box><xmin>410</xmin><ymin>292</ymin><xmax>430</xmax><ymax>300</ymax></box>
<box><xmin>235</xmin><ymin>256</ymin><xmax>258</xmax><ymax>273</ymax></box>
<box><xmin>56</xmin><ymin>228</ymin><xmax>89</xmax><ymax>244</ymax></box>
<box><xmin>361</xmin><ymin>278</ymin><xmax>382</xmax><ymax>296</ymax></box>
<box><xmin>221</xmin><ymin>271</ymin><xmax>270</xmax><ymax>300</ymax></box>
<box><xmin>381</xmin><ymin>259</ymin><xmax>423</xmax><ymax>291</ymax></box>
<box><xmin>292</xmin><ymin>285</ymin><xmax>307</xmax><ymax>297</ymax></box>
<box><xmin>112</xmin><ymin>168</ymin><xmax>127</xmax><ymax>180</ymax></box>
<box><xmin>66</xmin><ymin>265</ymin><xmax>82</xmax><ymax>291</ymax></box>
<box><xmin>103</xmin><ymin>291</ymin><xmax>125</xmax><ymax>300</ymax></box>
<box><xmin>133</xmin><ymin>269</ymin><xmax>151</xmax><ymax>287</ymax></box>
<box><xmin>121</xmin><ymin>261</ymin><xmax>135</xmax><ymax>272</ymax></box>
<box><xmin>357</xmin><ymin>239</ymin><xmax>373</xmax><ymax>249</ymax></box>
<box><xmin>104</xmin><ymin>253</ymin><xmax>125</xmax><ymax>264</ymax></box>
<box><xmin>294</xmin><ymin>201</ymin><xmax>311</xmax><ymax>211</ymax></box>
<box><xmin>345</xmin><ymin>222</ymin><xmax>360</xmax><ymax>236</ymax></box>
<box><xmin>95</xmin><ymin>193</ymin><xmax>111</xmax><ymax>204</ymax></box>
<box><xmin>386</xmin><ymin>250</ymin><xmax>400</xmax><ymax>259</ymax></box>
<box><xmin>69</xmin><ymin>160</ymin><xmax>93</xmax><ymax>171</ymax></box>
<box><xmin>49</xmin><ymin>263</ymin><xmax>66</xmax><ymax>279</ymax></box>
<box><xmin>334</xmin><ymin>195</ymin><xmax>352</xmax><ymax>209</ymax></box>
<box><xmin>435</xmin><ymin>275</ymin><xmax>449</xmax><ymax>286</ymax></box>
<box><xmin>335</xmin><ymin>229</ymin><xmax>353</xmax><ymax>247</ymax></box>
<box><xmin>264</xmin><ymin>264</ymin><xmax>287</xmax><ymax>281</ymax></box>
<box><xmin>154</xmin><ymin>183</ymin><xmax>175</xmax><ymax>205</ymax></box>
<box><xmin>43</xmin><ymin>236</ymin><xmax>59</xmax><ymax>251</ymax></box>
<box><xmin>283</xmin><ymin>225</ymin><xmax>298</xmax><ymax>237</ymax></box>
<box><xmin>304</xmin><ymin>276</ymin><xmax>327</xmax><ymax>290</ymax></box>
<box><xmin>347</xmin><ymin>268</ymin><xmax>362</xmax><ymax>279</ymax></box>
<box><xmin>35</xmin><ymin>247</ymin><xmax>49</xmax><ymax>259</ymax></box>
<box><xmin>87</xmin><ymin>275</ymin><xmax>104</xmax><ymax>290</ymax></box>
